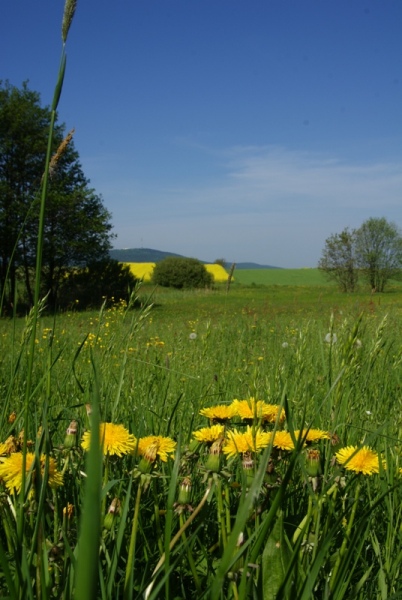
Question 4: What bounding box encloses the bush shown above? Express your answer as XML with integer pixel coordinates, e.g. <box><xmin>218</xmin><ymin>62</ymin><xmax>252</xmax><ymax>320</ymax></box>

<box><xmin>58</xmin><ymin>258</ymin><xmax>138</xmax><ymax>309</ymax></box>
<box><xmin>152</xmin><ymin>257</ymin><xmax>213</xmax><ymax>289</ymax></box>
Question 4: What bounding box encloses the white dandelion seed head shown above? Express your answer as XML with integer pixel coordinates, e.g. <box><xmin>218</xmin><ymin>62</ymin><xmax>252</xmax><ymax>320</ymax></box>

<box><xmin>324</xmin><ymin>333</ymin><xmax>337</xmax><ymax>344</ymax></box>
<box><xmin>189</xmin><ymin>332</ymin><xmax>197</xmax><ymax>340</ymax></box>
<box><xmin>282</xmin><ymin>342</ymin><xmax>289</xmax><ymax>348</ymax></box>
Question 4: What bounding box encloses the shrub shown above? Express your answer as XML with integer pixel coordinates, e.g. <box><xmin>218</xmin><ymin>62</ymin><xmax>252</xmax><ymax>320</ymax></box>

<box><xmin>58</xmin><ymin>258</ymin><xmax>137</xmax><ymax>309</ymax></box>
<box><xmin>152</xmin><ymin>257</ymin><xmax>213</xmax><ymax>289</ymax></box>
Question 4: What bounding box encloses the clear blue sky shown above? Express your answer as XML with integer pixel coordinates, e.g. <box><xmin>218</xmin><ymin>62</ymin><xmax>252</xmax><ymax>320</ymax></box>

<box><xmin>2</xmin><ymin>0</ymin><xmax>401</xmax><ymax>267</ymax></box>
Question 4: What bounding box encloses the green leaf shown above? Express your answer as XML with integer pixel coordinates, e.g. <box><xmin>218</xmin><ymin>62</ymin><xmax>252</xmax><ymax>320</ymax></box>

<box><xmin>262</xmin><ymin>510</ymin><xmax>291</xmax><ymax>600</ymax></box>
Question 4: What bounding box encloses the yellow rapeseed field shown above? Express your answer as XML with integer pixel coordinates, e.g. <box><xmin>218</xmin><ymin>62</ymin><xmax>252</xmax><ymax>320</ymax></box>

<box><xmin>124</xmin><ymin>263</ymin><xmax>155</xmax><ymax>282</ymax></box>
<box><xmin>205</xmin><ymin>263</ymin><xmax>230</xmax><ymax>282</ymax></box>
<box><xmin>123</xmin><ymin>262</ymin><xmax>229</xmax><ymax>283</ymax></box>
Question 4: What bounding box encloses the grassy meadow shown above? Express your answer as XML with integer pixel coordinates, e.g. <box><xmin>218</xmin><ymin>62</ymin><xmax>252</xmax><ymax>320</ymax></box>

<box><xmin>1</xmin><ymin>278</ymin><xmax>402</xmax><ymax>598</ymax></box>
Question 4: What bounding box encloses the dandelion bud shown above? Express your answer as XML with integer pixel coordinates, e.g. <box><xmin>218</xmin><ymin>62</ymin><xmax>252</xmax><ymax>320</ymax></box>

<box><xmin>242</xmin><ymin>451</ymin><xmax>255</xmax><ymax>487</ymax></box>
<box><xmin>103</xmin><ymin>498</ymin><xmax>120</xmax><ymax>530</ymax></box>
<box><xmin>205</xmin><ymin>438</ymin><xmax>223</xmax><ymax>472</ymax></box>
<box><xmin>305</xmin><ymin>448</ymin><xmax>321</xmax><ymax>478</ymax></box>
<box><xmin>138</xmin><ymin>442</ymin><xmax>158</xmax><ymax>474</ymax></box>
<box><xmin>177</xmin><ymin>476</ymin><xmax>192</xmax><ymax>505</ymax></box>
<box><xmin>64</xmin><ymin>420</ymin><xmax>78</xmax><ymax>448</ymax></box>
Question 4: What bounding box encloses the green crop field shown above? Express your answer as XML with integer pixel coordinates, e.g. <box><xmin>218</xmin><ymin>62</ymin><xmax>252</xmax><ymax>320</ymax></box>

<box><xmin>232</xmin><ymin>267</ymin><xmax>402</xmax><ymax>288</ymax></box>
<box><xmin>232</xmin><ymin>268</ymin><xmax>331</xmax><ymax>286</ymax></box>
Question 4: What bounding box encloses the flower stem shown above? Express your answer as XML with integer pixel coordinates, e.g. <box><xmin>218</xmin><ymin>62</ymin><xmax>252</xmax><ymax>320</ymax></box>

<box><xmin>216</xmin><ymin>475</ymin><xmax>228</xmax><ymax>549</ymax></box>
<box><xmin>124</xmin><ymin>483</ymin><xmax>142</xmax><ymax>600</ymax></box>
<box><xmin>330</xmin><ymin>479</ymin><xmax>361</xmax><ymax>591</ymax></box>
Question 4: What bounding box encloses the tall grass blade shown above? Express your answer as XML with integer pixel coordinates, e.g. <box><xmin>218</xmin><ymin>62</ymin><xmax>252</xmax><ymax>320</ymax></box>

<box><xmin>74</xmin><ymin>356</ymin><xmax>102</xmax><ymax>600</ymax></box>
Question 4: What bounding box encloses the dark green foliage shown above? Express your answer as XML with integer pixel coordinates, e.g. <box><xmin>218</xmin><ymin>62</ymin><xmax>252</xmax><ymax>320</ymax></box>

<box><xmin>152</xmin><ymin>256</ymin><xmax>213</xmax><ymax>289</ymax></box>
<box><xmin>58</xmin><ymin>258</ymin><xmax>137</xmax><ymax>309</ymax></box>
<box><xmin>0</xmin><ymin>81</ymin><xmax>114</xmax><ymax>311</ymax></box>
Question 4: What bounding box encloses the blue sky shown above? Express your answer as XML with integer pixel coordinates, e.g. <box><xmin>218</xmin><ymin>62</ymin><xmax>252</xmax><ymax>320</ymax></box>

<box><xmin>2</xmin><ymin>1</ymin><xmax>401</xmax><ymax>267</ymax></box>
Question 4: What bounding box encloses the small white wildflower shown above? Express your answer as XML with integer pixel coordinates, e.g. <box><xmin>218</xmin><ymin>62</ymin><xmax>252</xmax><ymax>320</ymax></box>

<box><xmin>324</xmin><ymin>333</ymin><xmax>337</xmax><ymax>344</ymax></box>
<box><xmin>189</xmin><ymin>332</ymin><xmax>197</xmax><ymax>340</ymax></box>
<box><xmin>365</xmin><ymin>410</ymin><xmax>372</xmax><ymax>415</ymax></box>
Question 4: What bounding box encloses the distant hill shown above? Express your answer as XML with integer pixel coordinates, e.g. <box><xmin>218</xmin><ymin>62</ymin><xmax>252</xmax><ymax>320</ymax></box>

<box><xmin>235</xmin><ymin>262</ymin><xmax>281</xmax><ymax>270</ymax></box>
<box><xmin>109</xmin><ymin>248</ymin><xmax>281</xmax><ymax>269</ymax></box>
<box><xmin>110</xmin><ymin>248</ymin><xmax>187</xmax><ymax>263</ymax></box>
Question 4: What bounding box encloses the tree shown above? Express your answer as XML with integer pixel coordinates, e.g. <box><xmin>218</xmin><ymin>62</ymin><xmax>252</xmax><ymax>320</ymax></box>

<box><xmin>318</xmin><ymin>228</ymin><xmax>358</xmax><ymax>292</ymax></box>
<box><xmin>58</xmin><ymin>258</ymin><xmax>137</xmax><ymax>309</ymax></box>
<box><xmin>355</xmin><ymin>217</ymin><xmax>402</xmax><ymax>292</ymax></box>
<box><xmin>214</xmin><ymin>258</ymin><xmax>227</xmax><ymax>269</ymax></box>
<box><xmin>152</xmin><ymin>257</ymin><xmax>213</xmax><ymax>289</ymax></box>
<box><xmin>0</xmin><ymin>81</ymin><xmax>114</xmax><ymax>310</ymax></box>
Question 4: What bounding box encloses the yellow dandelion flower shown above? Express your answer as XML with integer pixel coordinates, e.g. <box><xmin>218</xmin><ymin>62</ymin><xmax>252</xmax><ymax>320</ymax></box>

<box><xmin>0</xmin><ymin>452</ymin><xmax>63</xmax><ymax>493</ymax></box>
<box><xmin>272</xmin><ymin>431</ymin><xmax>295</xmax><ymax>451</ymax></box>
<box><xmin>81</xmin><ymin>423</ymin><xmax>137</xmax><ymax>457</ymax></box>
<box><xmin>199</xmin><ymin>405</ymin><xmax>235</xmax><ymax>422</ymax></box>
<box><xmin>223</xmin><ymin>426</ymin><xmax>271</xmax><ymax>459</ymax></box>
<box><xmin>335</xmin><ymin>445</ymin><xmax>381</xmax><ymax>475</ymax></box>
<box><xmin>294</xmin><ymin>429</ymin><xmax>330</xmax><ymax>443</ymax></box>
<box><xmin>231</xmin><ymin>399</ymin><xmax>285</xmax><ymax>423</ymax></box>
<box><xmin>137</xmin><ymin>435</ymin><xmax>176</xmax><ymax>462</ymax></box>
<box><xmin>193</xmin><ymin>424</ymin><xmax>225</xmax><ymax>443</ymax></box>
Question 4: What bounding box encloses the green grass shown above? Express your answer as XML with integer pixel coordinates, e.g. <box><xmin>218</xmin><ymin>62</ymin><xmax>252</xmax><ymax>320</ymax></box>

<box><xmin>1</xmin><ymin>285</ymin><xmax>402</xmax><ymax>597</ymax></box>
<box><xmin>232</xmin><ymin>268</ymin><xmax>331</xmax><ymax>286</ymax></box>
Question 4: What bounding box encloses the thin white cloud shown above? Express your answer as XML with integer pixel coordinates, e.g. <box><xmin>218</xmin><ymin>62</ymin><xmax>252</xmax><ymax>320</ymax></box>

<box><xmin>222</xmin><ymin>146</ymin><xmax>402</xmax><ymax>210</ymax></box>
<box><xmin>87</xmin><ymin>145</ymin><xmax>402</xmax><ymax>267</ymax></box>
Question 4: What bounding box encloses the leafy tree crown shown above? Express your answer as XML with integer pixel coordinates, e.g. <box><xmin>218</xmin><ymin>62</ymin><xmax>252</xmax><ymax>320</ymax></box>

<box><xmin>152</xmin><ymin>257</ymin><xmax>213</xmax><ymax>289</ymax></box>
